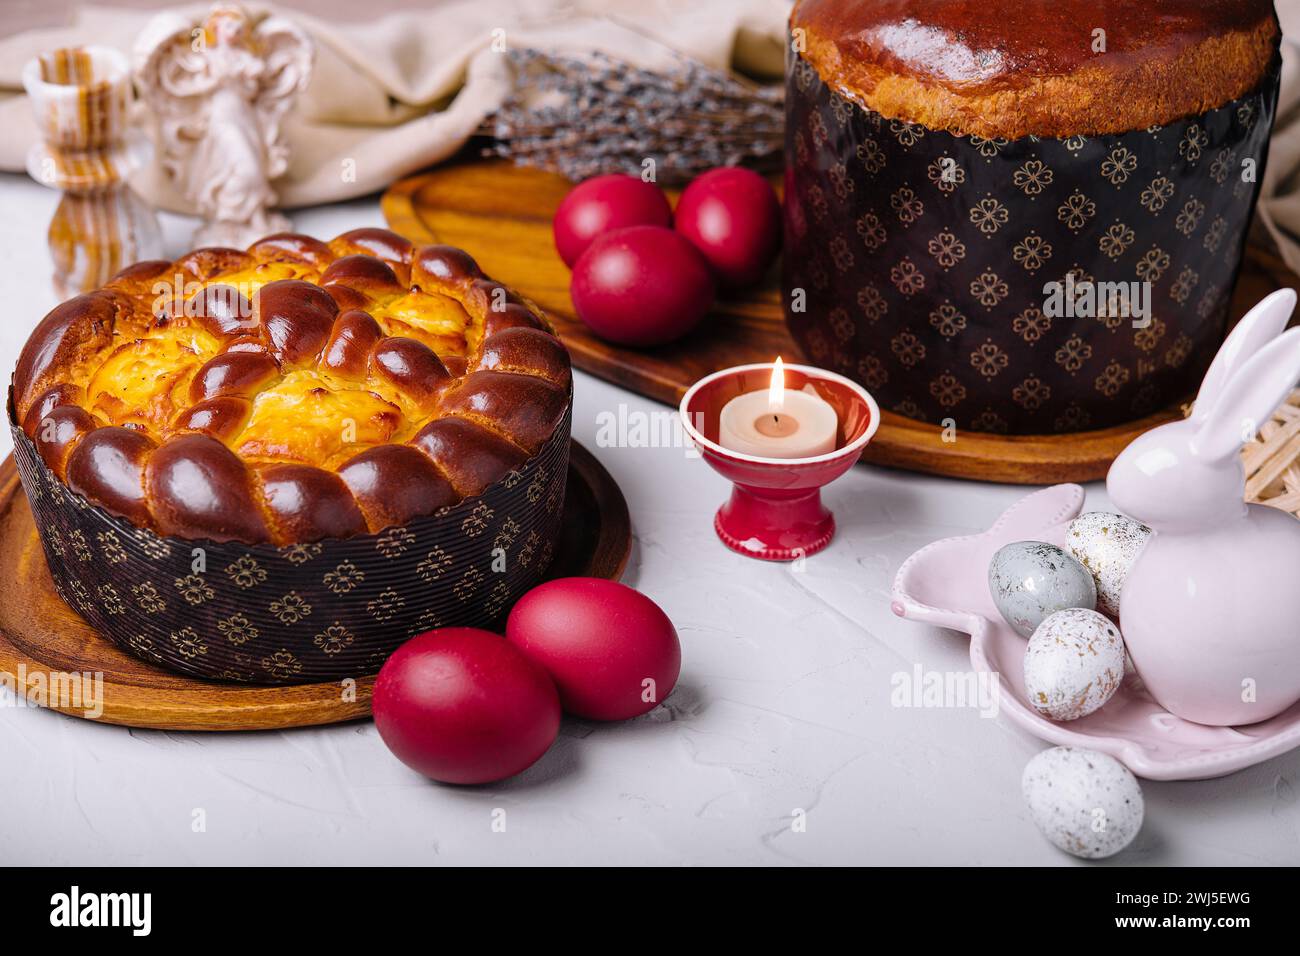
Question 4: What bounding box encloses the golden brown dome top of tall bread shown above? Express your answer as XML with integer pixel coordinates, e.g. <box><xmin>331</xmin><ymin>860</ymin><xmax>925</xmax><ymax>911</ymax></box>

<box><xmin>791</xmin><ymin>0</ymin><xmax>1280</xmax><ymax>139</ymax></box>
<box><xmin>11</xmin><ymin>229</ymin><xmax>571</xmax><ymax>545</ymax></box>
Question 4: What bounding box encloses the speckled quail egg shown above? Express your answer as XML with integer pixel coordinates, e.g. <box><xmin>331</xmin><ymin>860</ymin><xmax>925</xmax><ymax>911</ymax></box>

<box><xmin>988</xmin><ymin>541</ymin><xmax>1097</xmax><ymax>638</ymax></box>
<box><xmin>1024</xmin><ymin>607</ymin><xmax>1125</xmax><ymax>721</ymax></box>
<box><xmin>1022</xmin><ymin>746</ymin><xmax>1144</xmax><ymax>859</ymax></box>
<box><xmin>1064</xmin><ymin>511</ymin><xmax>1152</xmax><ymax>617</ymax></box>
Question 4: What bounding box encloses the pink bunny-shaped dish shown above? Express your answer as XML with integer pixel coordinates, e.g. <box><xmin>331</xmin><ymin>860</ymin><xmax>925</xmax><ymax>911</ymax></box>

<box><xmin>1109</xmin><ymin>289</ymin><xmax>1300</xmax><ymax>726</ymax></box>
<box><xmin>892</xmin><ymin>480</ymin><xmax>1300</xmax><ymax>780</ymax></box>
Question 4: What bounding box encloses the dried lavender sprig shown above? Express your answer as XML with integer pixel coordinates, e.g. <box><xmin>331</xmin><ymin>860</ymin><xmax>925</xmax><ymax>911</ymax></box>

<box><xmin>483</xmin><ymin>48</ymin><xmax>783</xmax><ymax>183</ymax></box>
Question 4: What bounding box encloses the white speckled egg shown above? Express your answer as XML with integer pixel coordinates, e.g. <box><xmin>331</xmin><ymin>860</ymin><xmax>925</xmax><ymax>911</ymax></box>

<box><xmin>1064</xmin><ymin>511</ymin><xmax>1152</xmax><ymax>617</ymax></box>
<box><xmin>988</xmin><ymin>541</ymin><xmax>1097</xmax><ymax>638</ymax></box>
<box><xmin>1024</xmin><ymin>607</ymin><xmax>1125</xmax><ymax>720</ymax></box>
<box><xmin>1022</xmin><ymin>746</ymin><xmax>1144</xmax><ymax>859</ymax></box>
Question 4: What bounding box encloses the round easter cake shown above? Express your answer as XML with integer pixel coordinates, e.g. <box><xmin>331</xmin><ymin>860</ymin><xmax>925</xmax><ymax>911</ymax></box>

<box><xmin>8</xmin><ymin>228</ymin><xmax>572</xmax><ymax>683</ymax></box>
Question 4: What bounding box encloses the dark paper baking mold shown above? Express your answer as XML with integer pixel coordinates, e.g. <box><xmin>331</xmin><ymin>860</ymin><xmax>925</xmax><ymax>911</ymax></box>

<box><xmin>783</xmin><ymin>48</ymin><xmax>1280</xmax><ymax>434</ymax></box>
<box><xmin>8</xmin><ymin>397</ymin><xmax>571</xmax><ymax>685</ymax></box>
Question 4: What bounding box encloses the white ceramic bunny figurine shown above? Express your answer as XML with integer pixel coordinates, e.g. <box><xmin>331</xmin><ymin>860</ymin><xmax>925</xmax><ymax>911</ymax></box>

<box><xmin>1108</xmin><ymin>288</ymin><xmax>1300</xmax><ymax>726</ymax></box>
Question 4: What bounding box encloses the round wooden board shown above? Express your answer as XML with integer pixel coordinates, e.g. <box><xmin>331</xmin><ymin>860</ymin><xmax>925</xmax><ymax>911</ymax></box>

<box><xmin>384</xmin><ymin>159</ymin><xmax>1300</xmax><ymax>484</ymax></box>
<box><xmin>0</xmin><ymin>441</ymin><xmax>630</xmax><ymax>731</ymax></box>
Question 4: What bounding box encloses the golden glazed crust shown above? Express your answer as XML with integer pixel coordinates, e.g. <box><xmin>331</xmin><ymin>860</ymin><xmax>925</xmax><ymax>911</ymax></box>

<box><xmin>792</xmin><ymin>0</ymin><xmax>1280</xmax><ymax>139</ymax></box>
<box><xmin>12</xmin><ymin>229</ymin><xmax>572</xmax><ymax>544</ymax></box>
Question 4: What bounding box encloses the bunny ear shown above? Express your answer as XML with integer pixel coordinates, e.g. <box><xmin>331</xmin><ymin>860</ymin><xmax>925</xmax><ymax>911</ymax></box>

<box><xmin>1191</xmin><ymin>288</ymin><xmax>1296</xmax><ymax>424</ymax></box>
<box><xmin>1195</xmin><ymin>326</ymin><xmax>1300</xmax><ymax>460</ymax></box>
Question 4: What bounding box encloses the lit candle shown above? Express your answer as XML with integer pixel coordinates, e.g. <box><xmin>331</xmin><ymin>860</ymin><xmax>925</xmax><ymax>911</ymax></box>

<box><xmin>718</xmin><ymin>358</ymin><xmax>839</xmax><ymax>459</ymax></box>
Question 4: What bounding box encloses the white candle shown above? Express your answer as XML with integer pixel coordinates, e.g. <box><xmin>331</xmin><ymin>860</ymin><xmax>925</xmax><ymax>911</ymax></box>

<box><xmin>718</xmin><ymin>359</ymin><xmax>839</xmax><ymax>459</ymax></box>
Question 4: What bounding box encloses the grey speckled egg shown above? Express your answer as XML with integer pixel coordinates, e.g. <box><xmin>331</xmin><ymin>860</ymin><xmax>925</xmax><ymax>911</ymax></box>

<box><xmin>1022</xmin><ymin>746</ymin><xmax>1144</xmax><ymax>859</ymax></box>
<box><xmin>1024</xmin><ymin>608</ymin><xmax>1125</xmax><ymax>721</ymax></box>
<box><xmin>1064</xmin><ymin>511</ymin><xmax>1152</xmax><ymax>617</ymax></box>
<box><xmin>988</xmin><ymin>541</ymin><xmax>1097</xmax><ymax>638</ymax></box>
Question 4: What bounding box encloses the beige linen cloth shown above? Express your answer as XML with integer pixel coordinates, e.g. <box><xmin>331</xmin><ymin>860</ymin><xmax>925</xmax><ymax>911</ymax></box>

<box><xmin>8</xmin><ymin>0</ymin><xmax>1300</xmax><ymax>276</ymax></box>
<box><xmin>1259</xmin><ymin>0</ymin><xmax>1300</xmax><ymax>272</ymax></box>
<box><xmin>0</xmin><ymin>1</ymin><xmax>789</xmax><ymax>212</ymax></box>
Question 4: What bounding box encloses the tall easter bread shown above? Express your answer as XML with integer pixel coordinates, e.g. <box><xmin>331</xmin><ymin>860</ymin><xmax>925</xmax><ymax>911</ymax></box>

<box><xmin>784</xmin><ymin>0</ymin><xmax>1281</xmax><ymax>434</ymax></box>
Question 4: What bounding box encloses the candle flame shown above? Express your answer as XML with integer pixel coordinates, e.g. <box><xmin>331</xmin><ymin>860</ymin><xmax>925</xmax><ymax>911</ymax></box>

<box><xmin>768</xmin><ymin>357</ymin><xmax>785</xmax><ymax>412</ymax></box>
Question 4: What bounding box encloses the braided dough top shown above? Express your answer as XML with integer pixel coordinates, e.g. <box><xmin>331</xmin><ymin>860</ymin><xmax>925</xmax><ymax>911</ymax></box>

<box><xmin>11</xmin><ymin>229</ymin><xmax>572</xmax><ymax>545</ymax></box>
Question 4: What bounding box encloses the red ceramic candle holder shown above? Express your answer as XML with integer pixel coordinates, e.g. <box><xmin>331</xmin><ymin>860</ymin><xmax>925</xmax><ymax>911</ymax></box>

<box><xmin>679</xmin><ymin>363</ymin><xmax>880</xmax><ymax>561</ymax></box>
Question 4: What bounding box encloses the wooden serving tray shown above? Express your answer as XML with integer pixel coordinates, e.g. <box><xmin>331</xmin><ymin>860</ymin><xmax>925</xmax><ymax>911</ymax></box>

<box><xmin>0</xmin><ymin>442</ymin><xmax>630</xmax><ymax>731</ymax></box>
<box><xmin>383</xmin><ymin>159</ymin><xmax>1300</xmax><ymax>484</ymax></box>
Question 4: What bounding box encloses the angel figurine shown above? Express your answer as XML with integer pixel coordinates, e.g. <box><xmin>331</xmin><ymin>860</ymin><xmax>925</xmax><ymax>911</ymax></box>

<box><xmin>135</xmin><ymin>4</ymin><xmax>313</xmax><ymax>247</ymax></box>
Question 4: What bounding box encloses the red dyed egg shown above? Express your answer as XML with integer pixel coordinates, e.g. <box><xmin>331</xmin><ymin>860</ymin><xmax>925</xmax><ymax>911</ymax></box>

<box><xmin>674</xmin><ymin>166</ymin><xmax>782</xmax><ymax>288</ymax></box>
<box><xmin>570</xmin><ymin>225</ymin><xmax>714</xmax><ymax>347</ymax></box>
<box><xmin>552</xmin><ymin>174</ymin><xmax>672</xmax><ymax>268</ymax></box>
<box><xmin>506</xmin><ymin>578</ymin><xmax>681</xmax><ymax>721</ymax></box>
<box><xmin>373</xmin><ymin>628</ymin><xmax>560</xmax><ymax>784</ymax></box>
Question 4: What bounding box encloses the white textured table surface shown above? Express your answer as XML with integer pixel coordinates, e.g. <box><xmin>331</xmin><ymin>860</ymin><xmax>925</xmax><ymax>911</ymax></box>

<box><xmin>1</xmin><ymin>174</ymin><xmax>1297</xmax><ymax>866</ymax></box>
